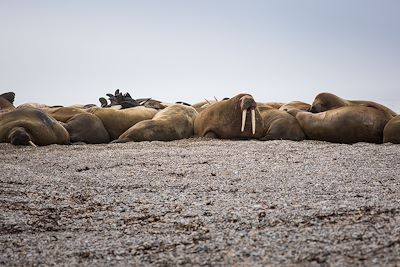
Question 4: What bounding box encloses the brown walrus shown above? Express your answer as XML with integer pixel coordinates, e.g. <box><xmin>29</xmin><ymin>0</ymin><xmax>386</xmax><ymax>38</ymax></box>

<box><xmin>41</xmin><ymin>106</ymin><xmax>109</xmax><ymax>144</ymax></box>
<box><xmin>309</xmin><ymin>92</ymin><xmax>397</xmax><ymax>117</ymax></box>
<box><xmin>0</xmin><ymin>92</ymin><xmax>16</xmax><ymax>112</ymax></box>
<box><xmin>87</xmin><ymin>106</ymin><xmax>158</xmax><ymax>140</ymax></box>
<box><xmin>383</xmin><ymin>115</ymin><xmax>400</xmax><ymax>144</ymax></box>
<box><xmin>260</xmin><ymin>109</ymin><xmax>305</xmax><ymax>141</ymax></box>
<box><xmin>194</xmin><ymin>93</ymin><xmax>264</xmax><ymax>139</ymax></box>
<box><xmin>113</xmin><ymin>104</ymin><xmax>198</xmax><ymax>143</ymax></box>
<box><xmin>61</xmin><ymin>113</ymin><xmax>110</xmax><ymax>144</ymax></box>
<box><xmin>290</xmin><ymin>106</ymin><xmax>393</xmax><ymax>144</ymax></box>
<box><xmin>0</xmin><ymin>107</ymin><xmax>70</xmax><ymax>146</ymax></box>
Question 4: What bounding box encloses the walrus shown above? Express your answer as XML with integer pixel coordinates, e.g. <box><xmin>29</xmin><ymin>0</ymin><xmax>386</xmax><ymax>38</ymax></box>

<box><xmin>42</xmin><ymin>106</ymin><xmax>88</xmax><ymax>122</ymax></box>
<box><xmin>61</xmin><ymin>113</ymin><xmax>110</xmax><ymax>144</ymax></box>
<box><xmin>309</xmin><ymin>92</ymin><xmax>397</xmax><ymax>117</ymax></box>
<box><xmin>113</xmin><ymin>104</ymin><xmax>198</xmax><ymax>143</ymax></box>
<box><xmin>87</xmin><ymin>106</ymin><xmax>158</xmax><ymax>140</ymax></box>
<box><xmin>258</xmin><ymin>102</ymin><xmax>285</xmax><ymax>110</ymax></box>
<box><xmin>290</xmin><ymin>106</ymin><xmax>393</xmax><ymax>144</ymax></box>
<box><xmin>0</xmin><ymin>107</ymin><xmax>70</xmax><ymax>146</ymax></box>
<box><xmin>259</xmin><ymin>109</ymin><xmax>305</xmax><ymax>141</ymax></box>
<box><xmin>0</xmin><ymin>92</ymin><xmax>16</xmax><ymax>112</ymax></box>
<box><xmin>41</xmin><ymin>107</ymin><xmax>110</xmax><ymax>144</ymax></box>
<box><xmin>194</xmin><ymin>93</ymin><xmax>264</xmax><ymax>139</ymax></box>
<box><xmin>279</xmin><ymin>101</ymin><xmax>311</xmax><ymax>112</ymax></box>
<box><xmin>383</xmin><ymin>115</ymin><xmax>400</xmax><ymax>144</ymax></box>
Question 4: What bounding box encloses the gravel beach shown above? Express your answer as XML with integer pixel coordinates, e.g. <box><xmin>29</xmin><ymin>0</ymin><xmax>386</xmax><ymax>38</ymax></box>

<box><xmin>1</xmin><ymin>139</ymin><xmax>399</xmax><ymax>266</ymax></box>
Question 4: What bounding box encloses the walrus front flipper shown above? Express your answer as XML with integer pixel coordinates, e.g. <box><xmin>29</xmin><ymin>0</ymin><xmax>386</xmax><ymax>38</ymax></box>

<box><xmin>204</xmin><ymin>131</ymin><xmax>218</xmax><ymax>139</ymax></box>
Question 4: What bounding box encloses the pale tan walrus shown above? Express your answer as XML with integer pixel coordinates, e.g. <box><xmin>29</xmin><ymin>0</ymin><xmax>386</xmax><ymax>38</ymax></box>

<box><xmin>113</xmin><ymin>104</ymin><xmax>198</xmax><ymax>142</ymax></box>
<box><xmin>87</xmin><ymin>106</ymin><xmax>158</xmax><ymax>140</ymax></box>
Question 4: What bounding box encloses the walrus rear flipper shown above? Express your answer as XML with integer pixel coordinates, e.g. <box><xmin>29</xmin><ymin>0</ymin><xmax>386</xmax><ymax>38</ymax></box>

<box><xmin>1</xmin><ymin>92</ymin><xmax>15</xmax><ymax>104</ymax></box>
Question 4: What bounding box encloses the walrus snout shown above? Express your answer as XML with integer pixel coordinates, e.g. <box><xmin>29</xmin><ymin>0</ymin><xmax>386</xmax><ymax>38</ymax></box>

<box><xmin>309</xmin><ymin>106</ymin><xmax>317</xmax><ymax>113</ymax></box>
<box><xmin>8</xmin><ymin>127</ymin><xmax>33</xmax><ymax>146</ymax></box>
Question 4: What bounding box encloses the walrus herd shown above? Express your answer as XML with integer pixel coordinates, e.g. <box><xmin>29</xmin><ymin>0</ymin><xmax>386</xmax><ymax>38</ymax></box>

<box><xmin>0</xmin><ymin>90</ymin><xmax>399</xmax><ymax>146</ymax></box>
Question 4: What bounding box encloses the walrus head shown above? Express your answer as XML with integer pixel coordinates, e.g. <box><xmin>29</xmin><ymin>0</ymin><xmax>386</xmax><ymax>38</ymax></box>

<box><xmin>8</xmin><ymin>127</ymin><xmax>37</xmax><ymax>147</ymax></box>
<box><xmin>309</xmin><ymin>92</ymin><xmax>345</xmax><ymax>113</ymax></box>
<box><xmin>239</xmin><ymin>95</ymin><xmax>257</xmax><ymax>135</ymax></box>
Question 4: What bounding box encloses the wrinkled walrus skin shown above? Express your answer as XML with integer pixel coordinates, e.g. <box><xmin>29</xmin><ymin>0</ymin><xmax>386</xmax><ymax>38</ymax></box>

<box><xmin>194</xmin><ymin>93</ymin><xmax>264</xmax><ymax>139</ymax></box>
<box><xmin>114</xmin><ymin>105</ymin><xmax>198</xmax><ymax>142</ymax></box>
<box><xmin>0</xmin><ymin>107</ymin><xmax>70</xmax><ymax>146</ymax></box>
<box><xmin>293</xmin><ymin>106</ymin><xmax>393</xmax><ymax>144</ymax></box>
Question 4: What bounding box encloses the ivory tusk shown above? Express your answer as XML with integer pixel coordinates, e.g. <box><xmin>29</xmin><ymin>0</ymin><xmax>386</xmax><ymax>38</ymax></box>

<box><xmin>251</xmin><ymin>109</ymin><xmax>256</xmax><ymax>135</ymax></box>
<box><xmin>241</xmin><ymin>109</ymin><xmax>247</xmax><ymax>132</ymax></box>
<box><xmin>28</xmin><ymin>141</ymin><xmax>37</xmax><ymax>147</ymax></box>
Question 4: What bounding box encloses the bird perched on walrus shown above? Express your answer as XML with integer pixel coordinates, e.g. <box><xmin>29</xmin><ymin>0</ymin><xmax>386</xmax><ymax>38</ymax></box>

<box><xmin>113</xmin><ymin>104</ymin><xmax>198</xmax><ymax>142</ymax></box>
<box><xmin>194</xmin><ymin>93</ymin><xmax>264</xmax><ymax>139</ymax></box>
<box><xmin>309</xmin><ymin>92</ymin><xmax>397</xmax><ymax>117</ymax></box>
<box><xmin>0</xmin><ymin>107</ymin><xmax>70</xmax><ymax>146</ymax></box>
<box><xmin>289</xmin><ymin>106</ymin><xmax>393</xmax><ymax>144</ymax></box>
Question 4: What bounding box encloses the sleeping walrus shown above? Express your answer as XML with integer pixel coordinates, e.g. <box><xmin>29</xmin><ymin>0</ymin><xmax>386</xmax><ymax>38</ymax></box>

<box><xmin>309</xmin><ymin>92</ymin><xmax>397</xmax><ymax>117</ymax></box>
<box><xmin>194</xmin><ymin>93</ymin><xmax>264</xmax><ymax>139</ymax></box>
<box><xmin>290</xmin><ymin>106</ymin><xmax>393</xmax><ymax>144</ymax></box>
<box><xmin>0</xmin><ymin>107</ymin><xmax>70</xmax><ymax>146</ymax></box>
<box><xmin>87</xmin><ymin>106</ymin><xmax>158</xmax><ymax>140</ymax></box>
<box><xmin>113</xmin><ymin>104</ymin><xmax>198</xmax><ymax>142</ymax></box>
<box><xmin>42</xmin><ymin>106</ymin><xmax>110</xmax><ymax>144</ymax></box>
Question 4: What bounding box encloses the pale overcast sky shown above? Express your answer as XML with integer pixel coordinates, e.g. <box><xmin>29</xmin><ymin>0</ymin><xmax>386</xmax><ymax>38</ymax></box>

<box><xmin>1</xmin><ymin>0</ymin><xmax>399</xmax><ymax>109</ymax></box>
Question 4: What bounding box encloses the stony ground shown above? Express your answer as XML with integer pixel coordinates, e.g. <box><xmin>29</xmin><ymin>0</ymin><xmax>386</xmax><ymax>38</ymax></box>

<box><xmin>0</xmin><ymin>139</ymin><xmax>399</xmax><ymax>266</ymax></box>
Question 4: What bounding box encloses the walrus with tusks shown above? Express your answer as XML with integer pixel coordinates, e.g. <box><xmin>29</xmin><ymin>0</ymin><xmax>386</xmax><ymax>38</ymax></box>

<box><xmin>0</xmin><ymin>107</ymin><xmax>70</xmax><ymax>146</ymax></box>
<box><xmin>113</xmin><ymin>104</ymin><xmax>198</xmax><ymax>142</ymax></box>
<box><xmin>194</xmin><ymin>93</ymin><xmax>264</xmax><ymax>139</ymax></box>
<box><xmin>383</xmin><ymin>115</ymin><xmax>400</xmax><ymax>144</ymax></box>
<box><xmin>309</xmin><ymin>92</ymin><xmax>397</xmax><ymax>117</ymax></box>
<box><xmin>290</xmin><ymin>106</ymin><xmax>393</xmax><ymax>144</ymax></box>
